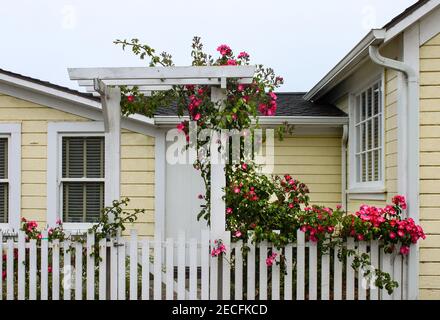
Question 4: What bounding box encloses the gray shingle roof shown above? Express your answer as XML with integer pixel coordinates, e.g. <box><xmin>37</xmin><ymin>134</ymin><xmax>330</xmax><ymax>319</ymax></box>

<box><xmin>1</xmin><ymin>68</ymin><xmax>345</xmax><ymax>118</ymax></box>
<box><xmin>155</xmin><ymin>92</ymin><xmax>347</xmax><ymax>117</ymax></box>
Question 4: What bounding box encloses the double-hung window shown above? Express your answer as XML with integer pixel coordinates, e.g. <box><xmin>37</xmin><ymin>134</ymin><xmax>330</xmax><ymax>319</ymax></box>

<box><xmin>0</xmin><ymin>124</ymin><xmax>21</xmax><ymax>230</ymax></box>
<box><xmin>61</xmin><ymin>136</ymin><xmax>105</xmax><ymax>223</ymax></box>
<box><xmin>0</xmin><ymin>137</ymin><xmax>8</xmax><ymax>224</ymax></box>
<box><xmin>350</xmin><ymin>80</ymin><xmax>384</xmax><ymax>191</ymax></box>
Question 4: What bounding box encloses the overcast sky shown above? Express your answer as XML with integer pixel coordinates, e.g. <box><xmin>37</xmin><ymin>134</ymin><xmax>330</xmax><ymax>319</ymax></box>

<box><xmin>0</xmin><ymin>0</ymin><xmax>417</xmax><ymax>92</ymax></box>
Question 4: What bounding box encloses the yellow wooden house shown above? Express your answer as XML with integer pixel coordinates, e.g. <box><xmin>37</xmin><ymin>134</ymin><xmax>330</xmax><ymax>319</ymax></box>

<box><xmin>1</xmin><ymin>0</ymin><xmax>440</xmax><ymax>299</ymax></box>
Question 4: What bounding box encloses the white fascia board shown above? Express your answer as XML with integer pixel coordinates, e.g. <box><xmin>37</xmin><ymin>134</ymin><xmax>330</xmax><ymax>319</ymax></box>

<box><xmin>154</xmin><ymin>115</ymin><xmax>348</xmax><ymax>126</ymax></box>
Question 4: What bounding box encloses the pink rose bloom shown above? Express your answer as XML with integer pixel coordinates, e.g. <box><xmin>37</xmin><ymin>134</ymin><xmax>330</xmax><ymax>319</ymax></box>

<box><xmin>226</xmin><ymin>207</ymin><xmax>233</xmax><ymax>215</ymax></box>
<box><xmin>356</xmin><ymin>234</ymin><xmax>364</xmax><ymax>241</ymax></box>
<box><xmin>400</xmin><ymin>245</ymin><xmax>410</xmax><ymax>255</ymax></box>
<box><xmin>193</xmin><ymin>113</ymin><xmax>201</xmax><ymax>121</ymax></box>
<box><xmin>226</xmin><ymin>59</ymin><xmax>237</xmax><ymax>66</ymax></box>
<box><xmin>217</xmin><ymin>44</ymin><xmax>232</xmax><ymax>56</ymax></box>
<box><xmin>233</xmin><ymin>187</ymin><xmax>240</xmax><ymax>194</ymax></box>
<box><xmin>176</xmin><ymin>122</ymin><xmax>185</xmax><ymax>132</ymax></box>
<box><xmin>234</xmin><ymin>231</ymin><xmax>242</xmax><ymax>238</ymax></box>
<box><xmin>397</xmin><ymin>230</ymin><xmax>405</xmax><ymax>238</ymax></box>
<box><xmin>336</xmin><ymin>204</ymin><xmax>342</xmax><ymax>210</ymax></box>
<box><xmin>237</xmin><ymin>84</ymin><xmax>244</xmax><ymax>92</ymax></box>
<box><xmin>241</xmin><ymin>163</ymin><xmax>247</xmax><ymax>170</ymax></box>
<box><xmin>389</xmin><ymin>232</ymin><xmax>396</xmax><ymax>239</ymax></box>
<box><xmin>237</xmin><ymin>52</ymin><xmax>249</xmax><ymax>59</ymax></box>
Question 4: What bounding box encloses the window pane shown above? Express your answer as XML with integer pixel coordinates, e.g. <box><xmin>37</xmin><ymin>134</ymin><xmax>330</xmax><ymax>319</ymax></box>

<box><xmin>373</xmin><ymin>83</ymin><xmax>380</xmax><ymax>115</ymax></box>
<box><xmin>361</xmin><ymin>92</ymin><xmax>366</xmax><ymax>121</ymax></box>
<box><xmin>362</xmin><ymin>153</ymin><xmax>367</xmax><ymax>182</ymax></box>
<box><xmin>63</xmin><ymin>182</ymin><xmax>104</xmax><ymax>223</ymax></box>
<box><xmin>355</xmin><ymin>95</ymin><xmax>361</xmax><ymax>124</ymax></box>
<box><xmin>374</xmin><ymin>150</ymin><xmax>379</xmax><ymax>181</ymax></box>
<box><xmin>0</xmin><ymin>138</ymin><xmax>7</xmax><ymax>179</ymax></box>
<box><xmin>62</xmin><ymin>137</ymin><xmax>104</xmax><ymax>178</ymax></box>
<box><xmin>367</xmin><ymin>88</ymin><xmax>372</xmax><ymax>118</ymax></box>
<box><xmin>374</xmin><ymin>116</ymin><xmax>379</xmax><ymax>148</ymax></box>
<box><xmin>0</xmin><ymin>183</ymin><xmax>8</xmax><ymax>223</ymax></box>
<box><xmin>86</xmin><ymin>137</ymin><xmax>105</xmax><ymax>178</ymax></box>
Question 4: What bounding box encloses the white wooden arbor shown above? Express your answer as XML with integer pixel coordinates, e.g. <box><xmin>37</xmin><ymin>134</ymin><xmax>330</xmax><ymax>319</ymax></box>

<box><xmin>68</xmin><ymin>66</ymin><xmax>256</xmax><ymax>240</ymax></box>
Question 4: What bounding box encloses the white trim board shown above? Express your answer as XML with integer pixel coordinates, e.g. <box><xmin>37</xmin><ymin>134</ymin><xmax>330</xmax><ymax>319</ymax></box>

<box><xmin>0</xmin><ymin>123</ymin><xmax>21</xmax><ymax>231</ymax></box>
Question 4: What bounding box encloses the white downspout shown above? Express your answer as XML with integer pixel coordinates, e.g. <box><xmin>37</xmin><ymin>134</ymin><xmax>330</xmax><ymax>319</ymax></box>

<box><xmin>341</xmin><ymin>124</ymin><xmax>348</xmax><ymax>211</ymax></box>
<box><xmin>368</xmin><ymin>45</ymin><xmax>419</xmax><ymax>300</ymax></box>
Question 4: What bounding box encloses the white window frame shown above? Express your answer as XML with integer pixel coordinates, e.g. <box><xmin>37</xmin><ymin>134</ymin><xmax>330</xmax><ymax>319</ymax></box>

<box><xmin>348</xmin><ymin>76</ymin><xmax>385</xmax><ymax>194</ymax></box>
<box><xmin>47</xmin><ymin>122</ymin><xmax>108</xmax><ymax>231</ymax></box>
<box><xmin>0</xmin><ymin>124</ymin><xmax>21</xmax><ymax>231</ymax></box>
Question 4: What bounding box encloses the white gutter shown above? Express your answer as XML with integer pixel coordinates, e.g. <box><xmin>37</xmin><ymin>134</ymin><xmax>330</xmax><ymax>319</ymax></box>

<box><xmin>154</xmin><ymin>115</ymin><xmax>348</xmax><ymax>126</ymax></box>
<box><xmin>368</xmin><ymin>41</ymin><xmax>419</xmax><ymax>300</ymax></box>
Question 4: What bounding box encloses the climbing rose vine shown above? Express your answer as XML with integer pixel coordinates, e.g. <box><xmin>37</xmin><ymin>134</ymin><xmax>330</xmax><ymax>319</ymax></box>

<box><xmin>114</xmin><ymin>37</ymin><xmax>425</xmax><ymax>293</ymax></box>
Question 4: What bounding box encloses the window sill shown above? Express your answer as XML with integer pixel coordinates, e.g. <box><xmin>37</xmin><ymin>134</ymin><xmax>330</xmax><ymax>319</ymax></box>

<box><xmin>62</xmin><ymin>223</ymin><xmax>95</xmax><ymax>234</ymax></box>
<box><xmin>347</xmin><ymin>188</ymin><xmax>387</xmax><ymax>201</ymax></box>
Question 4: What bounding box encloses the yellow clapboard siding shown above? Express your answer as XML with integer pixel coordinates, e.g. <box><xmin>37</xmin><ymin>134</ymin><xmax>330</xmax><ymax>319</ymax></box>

<box><xmin>121</xmin><ymin>146</ymin><xmax>155</xmax><ymax>159</ymax></box>
<box><xmin>21</xmin><ymin>171</ymin><xmax>46</xmax><ymax>184</ymax></box>
<box><xmin>420</xmin><ymin>45</ymin><xmax>440</xmax><ymax>59</ymax></box>
<box><xmin>420</xmin><ymin>167</ymin><xmax>440</xmax><ymax>179</ymax></box>
<box><xmin>121</xmin><ymin>171</ymin><xmax>155</xmax><ymax>184</ymax></box>
<box><xmin>22</xmin><ymin>145</ymin><xmax>47</xmax><ymax>159</ymax></box>
<box><xmin>421</xmin><ymin>59</ymin><xmax>440</xmax><ymax>72</ymax></box>
<box><xmin>22</xmin><ymin>159</ymin><xmax>46</xmax><ymax>171</ymax></box>
<box><xmin>421</xmin><ymin>220</ymin><xmax>440</xmax><ymax>234</ymax></box>
<box><xmin>385</xmin><ymin>140</ymin><xmax>397</xmax><ymax>155</ymax></box>
<box><xmin>22</xmin><ymin>133</ymin><xmax>47</xmax><ymax>146</ymax></box>
<box><xmin>385</xmin><ymin>102</ymin><xmax>397</xmax><ymax>119</ymax></box>
<box><xmin>421</xmin><ymin>249</ymin><xmax>440</xmax><ymax>262</ymax></box>
<box><xmin>270</xmin><ymin>156</ymin><xmax>341</xmax><ymax>166</ymax></box>
<box><xmin>385</xmin><ymin>90</ymin><xmax>398</xmax><ymax>106</ymax></box>
<box><xmin>421</xmin><ymin>207</ymin><xmax>440</xmax><ymax>220</ymax></box>
<box><xmin>274</xmin><ymin>137</ymin><xmax>341</xmax><ymax>147</ymax></box>
<box><xmin>421</xmin><ymin>86</ymin><xmax>440</xmax><ymax>99</ymax></box>
<box><xmin>22</xmin><ymin>184</ymin><xmax>46</xmax><ymax>197</ymax></box>
<box><xmin>121</xmin><ymin>132</ymin><xmax>154</xmax><ymax>146</ymax></box>
<box><xmin>0</xmin><ymin>108</ymin><xmax>86</xmax><ymax>120</ymax></box>
<box><xmin>385</xmin><ymin>116</ymin><xmax>397</xmax><ymax>131</ymax></box>
<box><xmin>420</xmin><ymin>98</ymin><xmax>440</xmax><ymax>111</ymax></box>
<box><xmin>420</xmin><ymin>125</ymin><xmax>440</xmax><ymax>137</ymax></box>
<box><xmin>124</xmin><ymin>197</ymin><xmax>155</xmax><ymax>210</ymax></box>
<box><xmin>421</xmin><ymin>72</ymin><xmax>440</xmax><ymax>85</ymax></box>
<box><xmin>420</xmin><ymin>112</ymin><xmax>440</xmax><ymax>125</ymax></box>
<box><xmin>420</xmin><ymin>153</ymin><xmax>440</xmax><ymax>165</ymax></box>
<box><xmin>386</xmin><ymin>128</ymin><xmax>397</xmax><ymax>143</ymax></box>
<box><xmin>274</xmin><ymin>146</ymin><xmax>341</xmax><ymax>156</ymax></box>
<box><xmin>425</xmin><ymin>35</ymin><xmax>440</xmax><ymax>46</ymax></box>
<box><xmin>21</xmin><ymin>121</ymin><xmax>48</xmax><ymax>133</ymax></box>
<box><xmin>22</xmin><ymin>196</ymin><xmax>46</xmax><ymax>210</ymax></box>
<box><xmin>272</xmin><ymin>165</ymin><xmax>341</xmax><ymax>175</ymax></box>
<box><xmin>421</xmin><ymin>263</ymin><xmax>440</xmax><ymax>276</ymax></box>
<box><xmin>121</xmin><ymin>159</ymin><xmax>155</xmax><ymax>171</ymax></box>
<box><xmin>420</xmin><ymin>194</ymin><xmax>440</xmax><ymax>206</ymax></box>
<box><xmin>420</xmin><ymin>289</ymin><xmax>440</xmax><ymax>299</ymax></box>
<box><xmin>420</xmin><ymin>235</ymin><xmax>440</xmax><ymax>248</ymax></box>
<box><xmin>420</xmin><ymin>138</ymin><xmax>440</xmax><ymax>151</ymax></box>
<box><xmin>420</xmin><ymin>180</ymin><xmax>440</xmax><ymax>194</ymax></box>
<box><xmin>420</xmin><ymin>276</ymin><xmax>440</xmax><ymax>289</ymax></box>
<box><xmin>121</xmin><ymin>184</ymin><xmax>154</xmax><ymax>197</ymax></box>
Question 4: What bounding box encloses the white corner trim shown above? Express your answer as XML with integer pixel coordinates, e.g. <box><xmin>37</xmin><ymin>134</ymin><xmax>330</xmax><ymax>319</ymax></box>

<box><xmin>47</xmin><ymin>121</ymin><xmax>106</xmax><ymax>228</ymax></box>
<box><xmin>0</xmin><ymin>123</ymin><xmax>21</xmax><ymax>231</ymax></box>
<box><xmin>154</xmin><ymin>130</ymin><xmax>166</xmax><ymax>241</ymax></box>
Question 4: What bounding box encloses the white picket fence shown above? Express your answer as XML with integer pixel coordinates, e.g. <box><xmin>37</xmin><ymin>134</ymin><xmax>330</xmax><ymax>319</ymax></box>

<box><xmin>0</xmin><ymin>229</ymin><xmax>407</xmax><ymax>300</ymax></box>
